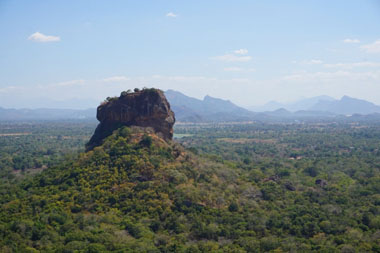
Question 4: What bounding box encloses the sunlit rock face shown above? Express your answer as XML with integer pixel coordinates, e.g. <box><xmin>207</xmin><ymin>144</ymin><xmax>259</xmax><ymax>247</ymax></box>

<box><xmin>87</xmin><ymin>88</ymin><xmax>175</xmax><ymax>150</ymax></box>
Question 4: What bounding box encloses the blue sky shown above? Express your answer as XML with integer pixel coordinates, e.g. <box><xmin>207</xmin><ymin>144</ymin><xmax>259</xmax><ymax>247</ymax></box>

<box><xmin>1</xmin><ymin>0</ymin><xmax>380</xmax><ymax>108</ymax></box>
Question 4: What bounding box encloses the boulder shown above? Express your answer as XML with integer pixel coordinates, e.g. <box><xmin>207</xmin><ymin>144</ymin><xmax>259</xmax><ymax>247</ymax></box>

<box><xmin>87</xmin><ymin>88</ymin><xmax>175</xmax><ymax>150</ymax></box>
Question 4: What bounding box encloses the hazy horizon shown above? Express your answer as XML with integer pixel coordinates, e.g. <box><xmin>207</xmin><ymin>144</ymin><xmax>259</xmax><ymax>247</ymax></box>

<box><xmin>0</xmin><ymin>90</ymin><xmax>377</xmax><ymax>111</ymax></box>
<box><xmin>1</xmin><ymin>1</ymin><xmax>380</xmax><ymax>109</ymax></box>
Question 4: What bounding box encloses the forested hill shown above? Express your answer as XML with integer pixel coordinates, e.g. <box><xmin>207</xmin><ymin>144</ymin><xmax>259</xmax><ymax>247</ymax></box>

<box><xmin>1</xmin><ymin>123</ymin><xmax>380</xmax><ymax>252</ymax></box>
<box><xmin>0</xmin><ymin>127</ymin><xmax>244</xmax><ymax>252</ymax></box>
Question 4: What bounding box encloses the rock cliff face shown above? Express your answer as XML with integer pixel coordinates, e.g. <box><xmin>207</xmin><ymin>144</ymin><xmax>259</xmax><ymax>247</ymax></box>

<box><xmin>87</xmin><ymin>88</ymin><xmax>175</xmax><ymax>150</ymax></box>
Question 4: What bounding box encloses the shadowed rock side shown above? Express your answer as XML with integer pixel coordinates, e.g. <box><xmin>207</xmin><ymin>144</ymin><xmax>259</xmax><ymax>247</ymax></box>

<box><xmin>86</xmin><ymin>88</ymin><xmax>175</xmax><ymax>150</ymax></box>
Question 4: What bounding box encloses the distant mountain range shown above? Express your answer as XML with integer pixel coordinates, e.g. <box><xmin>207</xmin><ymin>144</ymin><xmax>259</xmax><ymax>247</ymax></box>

<box><xmin>165</xmin><ymin>90</ymin><xmax>255</xmax><ymax>122</ymax></box>
<box><xmin>250</xmin><ymin>95</ymin><xmax>336</xmax><ymax>112</ymax></box>
<box><xmin>166</xmin><ymin>90</ymin><xmax>380</xmax><ymax>121</ymax></box>
<box><xmin>309</xmin><ymin>96</ymin><xmax>380</xmax><ymax>115</ymax></box>
<box><xmin>249</xmin><ymin>95</ymin><xmax>380</xmax><ymax>115</ymax></box>
<box><xmin>1</xmin><ymin>90</ymin><xmax>380</xmax><ymax>122</ymax></box>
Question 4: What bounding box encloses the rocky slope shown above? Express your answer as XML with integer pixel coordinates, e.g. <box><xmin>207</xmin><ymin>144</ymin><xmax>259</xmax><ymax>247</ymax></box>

<box><xmin>87</xmin><ymin>88</ymin><xmax>175</xmax><ymax>150</ymax></box>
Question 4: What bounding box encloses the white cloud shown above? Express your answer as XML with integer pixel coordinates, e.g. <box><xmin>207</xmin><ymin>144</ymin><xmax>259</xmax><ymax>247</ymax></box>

<box><xmin>102</xmin><ymin>76</ymin><xmax>130</xmax><ymax>82</ymax></box>
<box><xmin>293</xmin><ymin>59</ymin><xmax>323</xmax><ymax>65</ymax></box>
<box><xmin>361</xmin><ymin>39</ymin><xmax>380</xmax><ymax>53</ymax></box>
<box><xmin>224</xmin><ymin>67</ymin><xmax>255</xmax><ymax>72</ymax></box>
<box><xmin>324</xmin><ymin>61</ymin><xmax>380</xmax><ymax>69</ymax></box>
<box><xmin>0</xmin><ymin>86</ymin><xmax>18</xmax><ymax>93</ymax></box>
<box><xmin>46</xmin><ymin>79</ymin><xmax>85</xmax><ymax>87</ymax></box>
<box><xmin>307</xmin><ymin>59</ymin><xmax>323</xmax><ymax>64</ymax></box>
<box><xmin>150</xmin><ymin>74</ymin><xmax>249</xmax><ymax>85</ymax></box>
<box><xmin>343</xmin><ymin>38</ymin><xmax>360</xmax><ymax>44</ymax></box>
<box><xmin>212</xmin><ymin>54</ymin><xmax>252</xmax><ymax>62</ymax></box>
<box><xmin>28</xmin><ymin>32</ymin><xmax>60</xmax><ymax>42</ymax></box>
<box><xmin>233</xmin><ymin>49</ymin><xmax>248</xmax><ymax>55</ymax></box>
<box><xmin>224</xmin><ymin>67</ymin><xmax>243</xmax><ymax>72</ymax></box>
<box><xmin>152</xmin><ymin>75</ymin><xmax>213</xmax><ymax>82</ymax></box>
<box><xmin>166</xmin><ymin>12</ymin><xmax>178</xmax><ymax>18</ymax></box>
<box><xmin>283</xmin><ymin>70</ymin><xmax>380</xmax><ymax>82</ymax></box>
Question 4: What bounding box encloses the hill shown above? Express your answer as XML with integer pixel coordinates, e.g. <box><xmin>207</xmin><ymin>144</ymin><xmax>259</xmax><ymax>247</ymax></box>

<box><xmin>249</xmin><ymin>95</ymin><xmax>336</xmax><ymax>112</ymax></box>
<box><xmin>250</xmin><ymin>95</ymin><xmax>380</xmax><ymax>116</ymax></box>
<box><xmin>285</xmin><ymin>95</ymin><xmax>336</xmax><ymax>112</ymax></box>
<box><xmin>310</xmin><ymin>95</ymin><xmax>380</xmax><ymax>115</ymax></box>
<box><xmin>165</xmin><ymin>90</ymin><xmax>255</xmax><ymax>122</ymax></box>
<box><xmin>0</xmin><ymin>127</ymin><xmax>245</xmax><ymax>252</ymax></box>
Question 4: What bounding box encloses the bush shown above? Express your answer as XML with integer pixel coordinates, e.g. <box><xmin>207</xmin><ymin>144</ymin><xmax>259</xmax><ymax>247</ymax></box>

<box><xmin>228</xmin><ymin>202</ymin><xmax>239</xmax><ymax>212</ymax></box>
<box><xmin>140</xmin><ymin>134</ymin><xmax>153</xmax><ymax>147</ymax></box>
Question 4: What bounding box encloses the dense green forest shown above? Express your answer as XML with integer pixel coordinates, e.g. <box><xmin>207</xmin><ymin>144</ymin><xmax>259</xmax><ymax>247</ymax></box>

<box><xmin>0</xmin><ymin>121</ymin><xmax>95</xmax><ymax>181</ymax></box>
<box><xmin>0</xmin><ymin>121</ymin><xmax>380</xmax><ymax>252</ymax></box>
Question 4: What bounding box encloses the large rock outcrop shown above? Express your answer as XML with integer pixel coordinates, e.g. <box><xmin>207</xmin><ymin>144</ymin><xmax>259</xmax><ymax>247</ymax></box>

<box><xmin>87</xmin><ymin>88</ymin><xmax>175</xmax><ymax>150</ymax></box>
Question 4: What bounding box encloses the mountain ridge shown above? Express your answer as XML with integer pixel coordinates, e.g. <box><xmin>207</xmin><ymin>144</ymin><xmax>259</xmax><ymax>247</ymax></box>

<box><xmin>1</xmin><ymin>91</ymin><xmax>380</xmax><ymax>121</ymax></box>
<box><xmin>249</xmin><ymin>95</ymin><xmax>336</xmax><ymax>112</ymax></box>
<box><xmin>310</xmin><ymin>95</ymin><xmax>380</xmax><ymax>115</ymax></box>
<box><xmin>165</xmin><ymin>90</ymin><xmax>254</xmax><ymax>122</ymax></box>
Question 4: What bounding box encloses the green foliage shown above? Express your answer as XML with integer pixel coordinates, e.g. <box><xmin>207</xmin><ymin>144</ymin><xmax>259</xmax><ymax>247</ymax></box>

<box><xmin>120</xmin><ymin>90</ymin><xmax>132</xmax><ymax>96</ymax></box>
<box><xmin>228</xmin><ymin>201</ymin><xmax>239</xmax><ymax>212</ymax></box>
<box><xmin>0</xmin><ymin>122</ymin><xmax>380</xmax><ymax>251</ymax></box>
<box><xmin>140</xmin><ymin>134</ymin><xmax>153</xmax><ymax>147</ymax></box>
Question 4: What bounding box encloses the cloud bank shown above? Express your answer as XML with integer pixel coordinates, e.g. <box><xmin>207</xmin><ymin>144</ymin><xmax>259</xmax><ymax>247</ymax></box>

<box><xmin>343</xmin><ymin>38</ymin><xmax>360</xmax><ymax>44</ymax></box>
<box><xmin>28</xmin><ymin>32</ymin><xmax>60</xmax><ymax>43</ymax></box>
<box><xmin>361</xmin><ymin>39</ymin><xmax>380</xmax><ymax>53</ymax></box>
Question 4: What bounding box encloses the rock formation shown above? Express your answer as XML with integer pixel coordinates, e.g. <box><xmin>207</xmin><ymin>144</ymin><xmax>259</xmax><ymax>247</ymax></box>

<box><xmin>86</xmin><ymin>88</ymin><xmax>175</xmax><ymax>150</ymax></box>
